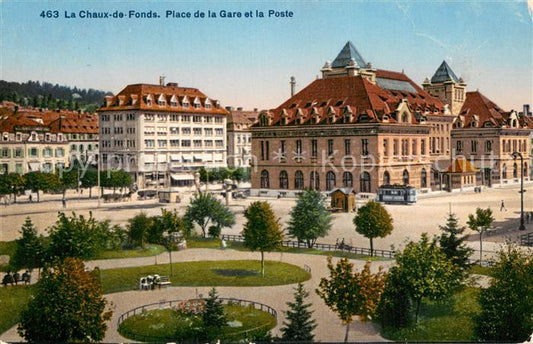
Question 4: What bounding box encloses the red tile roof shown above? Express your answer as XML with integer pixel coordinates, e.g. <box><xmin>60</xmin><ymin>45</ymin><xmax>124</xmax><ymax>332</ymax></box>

<box><xmin>228</xmin><ymin>110</ymin><xmax>259</xmax><ymax>125</ymax></box>
<box><xmin>446</xmin><ymin>158</ymin><xmax>478</xmax><ymax>173</ymax></box>
<box><xmin>0</xmin><ymin>115</ymin><xmax>47</xmax><ymax>132</ymax></box>
<box><xmin>0</xmin><ymin>109</ymin><xmax>98</xmax><ymax>134</ymax></box>
<box><xmin>263</xmin><ymin>74</ymin><xmax>444</xmax><ymax>126</ymax></box>
<box><xmin>98</xmin><ymin>83</ymin><xmax>229</xmax><ymax>115</ymax></box>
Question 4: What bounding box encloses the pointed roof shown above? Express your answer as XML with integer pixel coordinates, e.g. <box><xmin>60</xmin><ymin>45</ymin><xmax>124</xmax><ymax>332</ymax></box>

<box><xmin>331</xmin><ymin>41</ymin><xmax>367</xmax><ymax>69</ymax></box>
<box><xmin>431</xmin><ymin>60</ymin><xmax>460</xmax><ymax>83</ymax></box>
<box><xmin>446</xmin><ymin>158</ymin><xmax>478</xmax><ymax>174</ymax></box>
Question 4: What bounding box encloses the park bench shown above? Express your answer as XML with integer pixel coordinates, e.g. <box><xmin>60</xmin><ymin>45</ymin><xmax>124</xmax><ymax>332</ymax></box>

<box><xmin>155</xmin><ymin>276</ymin><xmax>171</xmax><ymax>288</ymax></box>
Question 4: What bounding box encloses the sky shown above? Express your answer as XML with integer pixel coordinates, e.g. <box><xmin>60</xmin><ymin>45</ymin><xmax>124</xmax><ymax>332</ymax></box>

<box><xmin>1</xmin><ymin>1</ymin><xmax>532</xmax><ymax>112</ymax></box>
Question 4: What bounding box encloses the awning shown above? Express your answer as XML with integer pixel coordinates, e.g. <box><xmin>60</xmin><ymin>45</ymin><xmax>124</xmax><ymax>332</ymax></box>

<box><xmin>193</xmin><ymin>155</ymin><xmax>203</xmax><ymax>162</ymax></box>
<box><xmin>170</xmin><ymin>154</ymin><xmax>181</xmax><ymax>161</ymax></box>
<box><xmin>182</xmin><ymin>154</ymin><xmax>192</xmax><ymax>162</ymax></box>
<box><xmin>28</xmin><ymin>162</ymin><xmax>40</xmax><ymax>171</ymax></box>
<box><xmin>171</xmin><ymin>174</ymin><xmax>195</xmax><ymax>181</ymax></box>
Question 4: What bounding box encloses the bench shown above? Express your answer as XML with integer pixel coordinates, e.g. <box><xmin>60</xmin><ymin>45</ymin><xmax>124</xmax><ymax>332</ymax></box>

<box><xmin>155</xmin><ymin>276</ymin><xmax>171</xmax><ymax>288</ymax></box>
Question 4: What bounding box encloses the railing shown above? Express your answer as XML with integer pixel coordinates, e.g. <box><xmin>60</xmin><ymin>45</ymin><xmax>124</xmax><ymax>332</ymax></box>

<box><xmin>221</xmin><ymin>234</ymin><xmax>395</xmax><ymax>259</ymax></box>
<box><xmin>117</xmin><ymin>297</ymin><xmax>277</xmax><ymax>342</ymax></box>
<box><xmin>520</xmin><ymin>232</ymin><xmax>533</xmax><ymax>246</ymax></box>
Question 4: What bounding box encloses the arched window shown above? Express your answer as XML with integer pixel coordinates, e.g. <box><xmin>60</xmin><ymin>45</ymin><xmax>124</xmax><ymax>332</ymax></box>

<box><xmin>342</xmin><ymin>172</ymin><xmax>353</xmax><ymax>187</ymax></box>
<box><xmin>326</xmin><ymin>171</ymin><xmax>336</xmax><ymax>191</ymax></box>
<box><xmin>279</xmin><ymin>170</ymin><xmax>288</xmax><ymax>189</ymax></box>
<box><xmin>260</xmin><ymin>170</ymin><xmax>269</xmax><ymax>188</ymax></box>
<box><xmin>421</xmin><ymin>168</ymin><xmax>427</xmax><ymax>188</ymax></box>
<box><xmin>524</xmin><ymin>163</ymin><xmax>528</xmax><ymax>179</ymax></box>
<box><xmin>403</xmin><ymin>169</ymin><xmax>410</xmax><ymax>185</ymax></box>
<box><xmin>360</xmin><ymin>171</ymin><xmax>371</xmax><ymax>192</ymax></box>
<box><xmin>383</xmin><ymin>171</ymin><xmax>390</xmax><ymax>185</ymax></box>
<box><xmin>294</xmin><ymin>170</ymin><xmax>304</xmax><ymax>190</ymax></box>
<box><xmin>310</xmin><ymin>171</ymin><xmax>320</xmax><ymax>190</ymax></box>
<box><xmin>502</xmin><ymin>164</ymin><xmax>507</xmax><ymax>179</ymax></box>
<box><xmin>513</xmin><ymin>163</ymin><xmax>518</xmax><ymax>179</ymax></box>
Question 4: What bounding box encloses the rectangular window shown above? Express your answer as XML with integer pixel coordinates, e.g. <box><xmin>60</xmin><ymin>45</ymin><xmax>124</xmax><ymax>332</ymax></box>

<box><xmin>181</xmin><ymin>140</ymin><xmax>191</xmax><ymax>147</ymax></box>
<box><xmin>456</xmin><ymin>141</ymin><xmax>463</xmax><ymax>153</ymax></box>
<box><xmin>170</xmin><ymin>127</ymin><xmax>178</xmax><ymax>135</ymax></box>
<box><xmin>193</xmin><ymin>116</ymin><xmax>202</xmax><ymax>123</ymax></box>
<box><xmin>30</xmin><ymin>148</ymin><xmax>38</xmax><ymax>158</ymax></box>
<box><xmin>182</xmin><ymin>127</ymin><xmax>191</xmax><ymax>135</ymax></box>
<box><xmin>328</xmin><ymin>139</ymin><xmax>334</xmax><ymax>156</ymax></box>
<box><xmin>170</xmin><ymin>140</ymin><xmax>180</xmax><ymax>147</ymax></box>
<box><xmin>204</xmin><ymin>140</ymin><xmax>213</xmax><ymax>147</ymax></box>
<box><xmin>181</xmin><ymin>115</ymin><xmax>190</xmax><ymax>122</ymax></box>
<box><xmin>193</xmin><ymin>128</ymin><xmax>202</xmax><ymax>135</ymax></box>
<box><xmin>158</xmin><ymin>140</ymin><xmax>167</xmax><ymax>147</ymax></box>
<box><xmin>14</xmin><ymin>148</ymin><xmax>23</xmax><ymax>158</ymax></box>
<box><xmin>361</xmin><ymin>139</ymin><xmax>369</xmax><ymax>156</ymax></box>
<box><xmin>260</xmin><ymin>141</ymin><xmax>265</xmax><ymax>160</ymax></box>
<box><xmin>311</xmin><ymin>140</ymin><xmax>318</xmax><ymax>158</ymax></box>
<box><xmin>383</xmin><ymin>139</ymin><xmax>389</xmax><ymax>156</ymax></box>
<box><xmin>215</xmin><ymin>128</ymin><xmax>224</xmax><ymax>136</ymax></box>
<box><xmin>296</xmin><ymin>140</ymin><xmax>302</xmax><ymax>159</ymax></box>
<box><xmin>393</xmin><ymin>139</ymin><xmax>399</xmax><ymax>156</ymax></box>
<box><xmin>215</xmin><ymin>140</ymin><xmax>224</xmax><ymax>147</ymax></box>
<box><xmin>1</xmin><ymin>148</ymin><xmax>9</xmax><ymax>158</ymax></box>
<box><xmin>280</xmin><ymin>140</ymin><xmax>286</xmax><ymax>158</ymax></box>
<box><xmin>412</xmin><ymin>139</ymin><xmax>417</xmax><ymax>156</ymax></box>
<box><xmin>266</xmin><ymin>141</ymin><xmax>270</xmax><ymax>160</ymax></box>
<box><xmin>204</xmin><ymin>128</ymin><xmax>213</xmax><ymax>136</ymax></box>
<box><xmin>471</xmin><ymin>140</ymin><xmax>477</xmax><ymax>153</ymax></box>
<box><xmin>421</xmin><ymin>139</ymin><xmax>426</xmax><ymax>155</ymax></box>
<box><xmin>344</xmin><ymin>139</ymin><xmax>351</xmax><ymax>155</ymax></box>
<box><xmin>157</xmin><ymin>114</ymin><xmax>166</xmax><ymax>122</ymax></box>
<box><xmin>144</xmin><ymin>139</ymin><xmax>155</xmax><ymax>148</ymax></box>
<box><xmin>194</xmin><ymin>140</ymin><xmax>202</xmax><ymax>147</ymax></box>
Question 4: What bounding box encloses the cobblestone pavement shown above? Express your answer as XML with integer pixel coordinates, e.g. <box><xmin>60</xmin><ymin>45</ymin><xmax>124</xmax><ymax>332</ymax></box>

<box><xmin>1</xmin><ymin>248</ymin><xmax>396</xmax><ymax>342</ymax></box>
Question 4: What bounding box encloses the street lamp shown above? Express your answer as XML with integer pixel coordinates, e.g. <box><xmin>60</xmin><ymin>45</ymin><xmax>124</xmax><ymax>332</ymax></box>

<box><xmin>511</xmin><ymin>151</ymin><xmax>526</xmax><ymax>231</ymax></box>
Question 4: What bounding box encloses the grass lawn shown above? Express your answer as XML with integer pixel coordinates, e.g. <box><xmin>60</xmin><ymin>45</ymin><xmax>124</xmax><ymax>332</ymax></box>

<box><xmin>0</xmin><ymin>241</ymin><xmax>17</xmax><ymax>272</ymax></box>
<box><xmin>187</xmin><ymin>238</ymin><xmax>390</xmax><ymax>261</ymax></box>
<box><xmin>469</xmin><ymin>265</ymin><xmax>493</xmax><ymax>277</ymax></box>
<box><xmin>118</xmin><ymin>304</ymin><xmax>275</xmax><ymax>342</ymax></box>
<box><xmin>0</xmin><ymin>285</ymin><xmax>34</xmax><ymax>334</ymax></box>
<box><xmin>100</xmin><ymin>260</ymin><xmax>310</xmax><ymax>293</ymax></box>
<box><xmin>94</xmin><ymin>244</ymin><xmax>165</xmax><ymax>260</ymax></box>
<box><xmin>381</xmin><ymin>287</ymin><xmax>480</xmax><ymax>341</ymax></box>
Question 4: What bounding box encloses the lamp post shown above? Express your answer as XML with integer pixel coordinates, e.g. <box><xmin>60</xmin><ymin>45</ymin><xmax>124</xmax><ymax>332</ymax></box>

<box><xmin>511</xmin><ymin>151</ymin><xmax>526</xmax><ymax>231</ymax></box>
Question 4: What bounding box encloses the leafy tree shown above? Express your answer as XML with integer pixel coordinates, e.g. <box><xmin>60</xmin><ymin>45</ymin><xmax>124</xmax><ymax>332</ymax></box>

<box><xmin>202</xmin><ymin>287</ymin><xmax>226</xmax><ymax>341</ymax></box>
<box><xmin>467</xmin><ymin>207</ymin><xmax>494</xmax><ymax>263</ymax></box>
<box><xmin>0</xmin><ymin>173</ymin><xmax>25</xmax><ymax>203</ymax></box>
<box><xmin>80</xmin><ymin>168</ymin><xmax>98</xmax><ymax>198</ymax></box>
<box><xmin>353</xmin><ymin>200</ymin><xmax>393</xmax><ymax>257</ymax></box>
<box><xmin>316</xmin><ymin>257</ymin><xmax>387</xmax><ymax>342</ymax></box>
<box><xmin>438</xmin><ymin>213</ymin><xmax>473</xmax><ymax>281</ymax></box>
<box><xmin>58</xmin><ymin>168</ymin><xmax>79</xmax><ymax>197</ymax></box>
<box><xmin>376</xmin><ymin>267</ymin><xmax>413</xmax><ymax>329</ymax></box>
<box><xmin>393</xmin><ymin>233</ymin><xmax>458</xmax><ymax>322</ymax></box>
<box><xmin>287</xmin><ymin>189</ymin><xmax>332</xmax><ymax>248</ymax></box>
<box><xmin>281</xmin><ymin>282</ymin><xmax>317</xmax><ymax>341</ymax></box>
<box><xmin>10</xmin><ymin>217</ymin><xmax>46</xmax><ymax>271</ymax></box>
<box><xmin>100</xmin><ymin>170</ymin><xmax>133</xmax><ymax>193</ymax></box>
<box><xmin>47</xmin><ymin>212</ymin><xmax>109</xmax><ymax>260</ymax></box>
<box><xmin>243</xmin><ymin>201</ymin><xmax>283</xmax><ymax>277</ymax></box>
<box><xmin>17</xmin><ymin>258</ymin><xmax>112</xmax><ymax>342</ymax></box>
<box><xmin>474</xmin><ymin>244</ymin><xmax>533</xmax><ymax>341</ymax></box>
<box><xmin>127</xmin><ymin>212</ymin><xmax>152</xmax><ymax>248</ymax></box>
<box><xmin>23</xmin><ymin>172</ymin><xmax>60</xmax><ymax>202</ymax></box>
<box><xmin>185</xmin><ymin>192</ymin><xmax>235</xmax><ymax>238</ymax></box>
<box><xmin>152</xmin><ymin>209</ymin><xmax>188</xmax><ymax>276</ymax></box>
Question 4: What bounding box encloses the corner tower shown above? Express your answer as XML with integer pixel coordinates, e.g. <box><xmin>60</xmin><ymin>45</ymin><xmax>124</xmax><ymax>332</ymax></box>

<box><xmin>423</xmin><ymin>61</ymin><xmax>466</xmax><ymax>115</ymax></box>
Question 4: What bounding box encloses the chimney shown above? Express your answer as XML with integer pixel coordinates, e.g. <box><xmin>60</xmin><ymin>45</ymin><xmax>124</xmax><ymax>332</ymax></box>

<box><xmin>159</xmin><ymin>76</ymin><xmax>166</xmax><ymax>86</ymax></box>
<box><xmin>237</xmin><ymin>107</ymin><xmax>243</xmax><ymax>111</ymax></box>
<box><xmin>253</xmin><ymin>108</ymin><xmax>258</xmax><ymax>112</ymax></box>
<box><xmin>524</xmin><ymin>104</ymin><xmax>531</xmax><ymax>117</ymax></box>
<box><xmin>167</xmin><ymin>82</ymin><xmax>178</xmax><ymax>87</ymax></box>
<box><xmin>290</xmin><ymin>76</ymin><xmax>296</xmax><ymax>97</ymax></box>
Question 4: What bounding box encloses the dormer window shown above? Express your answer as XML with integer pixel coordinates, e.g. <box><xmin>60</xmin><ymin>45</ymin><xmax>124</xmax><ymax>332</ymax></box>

<box><xmin>157</xmin><ymin>94</ymin><xmax>166</xmax><ymax>106</ymax></box>
<box><xmin>204</xmin><ymin>98</ymin><xmax>212</xmax><ymax>109</ymax></box>
<box><xmin>259</xmin><ymin>113</ymin><xmax>271</xmax><ymax>126</ymax></box>
<box><xmin>45</xmin><ymin>133</ymin><xmax>51</xmax><ymax>141</ymax></box>
<box><xmin>343</xmin><ymin>107</ymin><xmax>353</xmax><ymax>123</ymax></box>
<box><xmin>401</xmin><ymin>113</ymin><xmax>408</xmax><ymax>123</ymax></box>
<box><xmin>2</xmin><ymin>133</ymin><xmax>8</xmax><ymax>141</ymax></box>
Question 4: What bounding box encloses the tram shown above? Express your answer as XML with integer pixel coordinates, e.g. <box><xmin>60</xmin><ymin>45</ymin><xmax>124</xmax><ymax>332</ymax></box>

<box><xmin>377</xmin><ymin>185</ymin><xmax>417</xmax><ymax>205</ymax></box>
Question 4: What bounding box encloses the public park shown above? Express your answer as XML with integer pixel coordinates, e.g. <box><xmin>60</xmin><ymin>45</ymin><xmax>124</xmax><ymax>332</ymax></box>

<box><xmin>0</xmin><ymin>179</ymin><xmax>532</xmax><ymax>343</ymax></box>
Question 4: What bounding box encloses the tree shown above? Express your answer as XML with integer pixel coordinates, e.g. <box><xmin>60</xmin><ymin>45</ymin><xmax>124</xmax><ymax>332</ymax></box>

<box><xmin>376</xmin><ymin>267</ymin><xmax>413</xmax><ymax>329</ymax></box>
<box><xmin>467</xmin><ymin>207</ymin><xmax>494</xmax><ymax>263</ymax></box>
<box><xmin>393</xmin><ymin>233</ymin><xmax>458</xmax><ymax>322</ymax></box>
<box><xmin>281</xmin><ymin>282</ymin><xmax>317</xmax><ymax>341</ymax></box>
<box><xmin>202</xmin><ymin>287</ymin><xmax>226</xmax><ymax>341</ymax></box>
<box><xmin>474</xmin><ymin>244</ymin><xmax>533</xmax><ymax>342</ymax></box>
<box><xmin>438</xmin><ymin>213</ymin><xmax>473</xmax><ymax>281</ymax></box>
<box><xmin>287</xmin><ymin>189</ymin><xmax>332</xmax><ymax>248</ymax></box>
<box><xmin>185</xmin><ymin>192</ymin><xmax>235</xmax><ymax>238</ymax></box>
<box><xmin>127</xmin><ymin>212</ymin><xmax>152</xmax><ymax>248</ymax></box>
<box><xmin>242</xmin><ymin>201</ymin><xmax>283</xmax><ymax>277</ymax></box>
<box><xmin>23</xmin><ymin>172</ymin><xmax>60</xmax><ymax>202</ymax></box>
<box><xmin>47</xmin><ymin>212</ymin><xmax>109</xmax><ymax>260</ymax></box>
<box><xmin>10</xmin><ymin>217</ymin><xmax>45</xmax><ymax>272</ymax></box>
<box><xmin>1</xmin><ymin>173</ymin><xmax>25</xmax><ymax>203</ymax></box>
<box><xmin>80</xmin><ymin>168</ymin><xmax>98</xmax><ymax>198</ymax></box>
<box><xmin>316</xmin><ymin>257</ymin><xmax>387</xmax><ymax>342</ymax></box>
<box><xmin>17</xmin><ymin>258</ymin><xmax>112</xmax><ymax>343</ymax></box>
<box><xmin>353</xmin><ymin>200</ymin><xmax>393</xmax><ymax>257</ymax></box>
<box><xmin>152</xmin><ymin>209</ymin><xmax>188</xmax><ymax>276</ymax></box>
<box><xmin>58</xmin><ymin>168</ymin><xmax>79</xmax><ymax>197</ymax></box>
<box><xmin>100</xmin><ymin>170</ymin><xmax>133</xmax><ymax>193</ymax></box>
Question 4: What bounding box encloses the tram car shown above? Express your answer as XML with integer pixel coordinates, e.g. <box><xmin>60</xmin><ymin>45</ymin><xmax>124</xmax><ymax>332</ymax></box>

<box><xmin>377</xmin><ymin>185</ymin><xmax>417</xmax><ymax>205</ymax></box>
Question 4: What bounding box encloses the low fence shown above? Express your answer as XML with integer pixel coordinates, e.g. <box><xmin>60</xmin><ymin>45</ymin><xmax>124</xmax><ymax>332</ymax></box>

<box><xmin>221</xmin><ymin>234</ymin><xmax>395</xmax><ymax>259</ymax></box>
<box><xmin>117</xmin><ymin>297</ymin><xmax>277</xmax><ymax>342</ymax></box>
<box><xmin>520</xmin><ymin>232</ymin><xmax>533</xmax><ymax>246</ymax></box>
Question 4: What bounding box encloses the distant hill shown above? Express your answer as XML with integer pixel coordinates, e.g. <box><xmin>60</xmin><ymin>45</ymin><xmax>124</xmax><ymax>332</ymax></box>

<box><xmin>0</xmin><ymin>80</ymin><xmax>112</xmax><ymax>113</ymax></box>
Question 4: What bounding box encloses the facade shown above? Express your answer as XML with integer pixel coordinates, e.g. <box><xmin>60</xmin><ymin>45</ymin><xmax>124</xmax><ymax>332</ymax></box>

<box><xmin>226</xmin><ymin>107</ymin><xmax>259</xmax><ymax>168</ymax></box>
<box><xmin>0</xmin><ymin>112</ymin><xmax>69</xmax><ymax>174</ymax></box>
<box><xmin>251</xmin><ymin>42</ymin><xmax>445</xmax><ymax>196</ymax></box>
<box><xmin>97</xmin><ymin>82</ymin><xmax>229</xmax><ymax>189</ymax></box>
<box><xmin>450</xmin><ymin>91</ymin><xmax>532</xmax><ymax>186</ymax></box>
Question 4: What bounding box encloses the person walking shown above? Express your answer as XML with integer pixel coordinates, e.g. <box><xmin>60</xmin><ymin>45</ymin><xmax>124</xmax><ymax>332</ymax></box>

<box><xmin>62</xmin><ymin>196</ymin><xmax>67</xmax><ymax>208</ymax></box>
<box><xmin>500</xmin><ymin>200</ymin><xmax>506</xmax><ymax>211</ymax></box>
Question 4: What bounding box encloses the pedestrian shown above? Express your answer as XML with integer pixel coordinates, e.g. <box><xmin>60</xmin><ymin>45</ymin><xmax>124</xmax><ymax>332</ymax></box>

<box><xmin>500</xmin><ymin>200</ymin><xmax>506</xmax><ymax>211</ymax></box>
<box><xmin>13</xmin><ymin>271</ymin><xmax>20</xmax><ymax>285</ymax></box>
<box><xmin>22</xmin><ymin>270</ymin><xmax>30</xmax><ymax>285</ymax></box>
<box><xmin>526</xmin><ymin>212</ymin><xmax>530</xmax><ymax>224</ymax></box>
<box><xmin>221</xmin><ymin>239</ymin><xmax>227</xmax><ymax>250</ymax></box>
<box><xmin>2</xmin><ymin>272</ymin><xmax>14</xmax><ymax>287</ymax></box>
<box><xmin>62</xmin><ymin>196</ymin><xmax>66</xmax><ymax>208</ymax></box>
<box><xmin>29</xmin><ymin>194</ymin><xmax>32</xmax><ymax>203</ymax></box>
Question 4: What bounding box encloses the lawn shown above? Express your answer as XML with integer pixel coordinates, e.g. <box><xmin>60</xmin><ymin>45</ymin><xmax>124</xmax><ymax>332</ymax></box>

<box><xmin>118</xmin><ymin>303</ymin><xmax>276</xmax><ymax>342</ymax></box>
<box><xmin>469</xmin><ymin>265</ymin><xmax>493</xmax><ymax>277</ymax></box>
<box><xmin>100</xmin><ymin>260</ymin><xmax>310</xmax><ymax>293</ymax></box>
<box><xmin>381</xmin><ymin>287</ymin><xmax>481</xmax><ymax>341</ymax></box>
<box><xmin>0</xmin><ymin>241</ymin><xmax>17</xmax><ymax>272</ymax></box>
<box><xmin>94</xmin><ymin>244</ymin><xmax>165</xmax><ymax>260</ymax></box>
<box><xmin>187</xmin><ymin>238</ymin><xmax>390</xmax><ymax>261</ymax></box>
<box><xmin>0</xmin><ymin>285</ymin><xmax>34</xmax><ymax>334</ymax></box>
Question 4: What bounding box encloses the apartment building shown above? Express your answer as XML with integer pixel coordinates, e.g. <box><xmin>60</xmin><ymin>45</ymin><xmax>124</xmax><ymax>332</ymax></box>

<box><xmin>226</xmin><ymin>107</ymin><xmax>259</xmax><ymax>168</ymax></box>
<box><xmin>97</xmin><ymin>82</ymin><xmax>229</xmax><ymax>189</ymax></box>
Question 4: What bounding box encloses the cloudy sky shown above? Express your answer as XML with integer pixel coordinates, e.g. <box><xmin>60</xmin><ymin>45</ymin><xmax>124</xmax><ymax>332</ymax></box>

<box><xmin>1</xmin><ymin>1</ymin><xmax>531</xmax><ymax>111</ymax></box>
